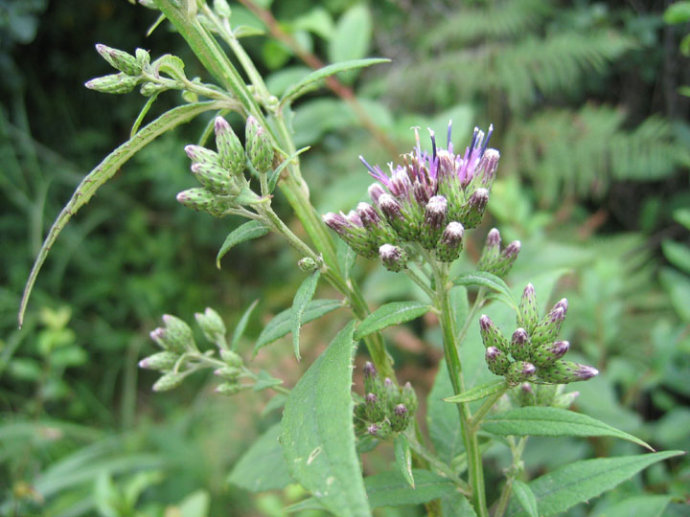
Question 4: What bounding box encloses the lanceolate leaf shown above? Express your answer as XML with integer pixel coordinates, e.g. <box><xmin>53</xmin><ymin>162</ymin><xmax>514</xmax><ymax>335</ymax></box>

<box><xmin>18</xmin><ymin>101</ymin><xmax>222</xmax><ymax>327</ymax></box>
<box><xmin>592</xmin><ymin>494</ymin><xmax>672</xmax><ymax>517</ymax></box>
<box><xmin>482</xmin><ymin>407</ymin><xmax>653</xmax><ymax>450</ymax></box>
<box><xmin>506</xmin><ymin>451</ymin><xmax>684</xmax><ymax>517</ymax></box>
<box><xmin>253</xmin><ymin>299</ymin><xmax>343</xmax><ymax>355</ymax></box>
<box><xmin>281</xmin><ymin>322</ymin><xmax>371</xmax><ymax>517</ymax></box>
<box><xmin>291</xmin><ymin>271</ymin><xmax>321</xmax><ymax>361</ymax></box>
<box><xmin>444</xmin><ymin>380</ymin><xmax>507</xmax><ymax>404</ymax></box>
<box><xmin>393</xmin><ymin>434</ymin><xmax>414</xmax><ymax>489</ymax></box>
<box><xmin>354</xmin><ymin>302</ymin><xmax>431</xmax><ymax>340</ymax></box>
<box><xmin>454</xmin><ymin>271</ymin><xmax>516</xmax><ymax>307</ymax></box>
<box><xmin>227</xmin><ymin>423</ymin><xmax>292</xmax><ymax>492</ymax></box>
<box><xmin>512</xmin><ymin>480</ymin><xmax>539</xmax><ymax>517</ymax></box>
<box><xmin>216</xmin><ymin>221</ymin><xmax>269</xmax><ymax>268</ymax></box>
<box><xmin>364</xmin><ymin>469</ymin><xmax>457</xmax><ymax>508</ymax></box>
<box><xmin>230</xmin><ymin>299</ymin><xmax>259</xmax><ymax>351</ymax></box>
<box><xmin>281</xmin><ymin>58</ymin><xmax>389</xmax><ymax>106</ymax></box>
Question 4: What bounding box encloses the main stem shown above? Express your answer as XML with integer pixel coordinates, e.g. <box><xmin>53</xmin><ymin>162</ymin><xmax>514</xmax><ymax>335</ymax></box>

<box><xmin>435</xmin><ymin>268</ymin><xmax>489</xmax><ymax>517</ymax></box>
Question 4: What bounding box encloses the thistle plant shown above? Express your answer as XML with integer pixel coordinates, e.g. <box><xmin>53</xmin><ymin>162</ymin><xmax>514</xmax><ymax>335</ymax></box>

<box><xmin>18</xmin><ymin>1</ymin><xmax>682</xmax><ymax>516</ymax></box>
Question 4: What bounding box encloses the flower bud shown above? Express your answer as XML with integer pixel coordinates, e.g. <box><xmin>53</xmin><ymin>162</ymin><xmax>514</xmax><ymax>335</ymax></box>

<box><xmin>421</xmin><ymin>195</ymin><xmax>447</xmax><ymax>249</ymax></box>
<box><xmin>489</xmin><ymin>241</ymin><xmax>521</xmax><ymax>277</ymax></box>
<box><xmin>510</xmin><ymin>328</ymin><xmax>531</xmax><ymax>361</ymax></box>
<box><xmin>138</xmin><ymin>351</ymin><xmax>179</xmax><ymax>371</ymax></box>
<box><xmin>220</xmin><ymin>349</ymin><xmax>244</xmax><ymax>368</ymax></box>
<box><xmin>377</xmin><ymin>194</ymin><xmax>412</xmax><ymax>240</ymax></box>
<box><xmin>518</xmin><ymin>283</ymin><xmax>539</xmax><ymax>333</ymax></box>
<box><xmin>139</xmin><ymin>81</ymin><xmax>167</xmax><ymax>97</ymax></box>
<box><xmin>401</xmin><ymin>381</ymin><xmax>418</xmax><ymax>413</ymax></box>
<box><xmin>390</xmin><ymin>403</ymin><xmax>410</xmax><ymax>432</ymax></box>
<box><xmin>363</xmin><ymin>361</ymin><xmax>377</xmax><ymax>378</ymax></box>
<box><xmin>461</xmin><ymin>187</ymin><xmax>489</xmax><ymax>228</ymax></box>
<box><xmin>245</xmin><ymin>116</ymin><xmax>273</xmax><ymax>174</ymax></box>
<box><xmin>485</xmin><ymin>346</ymin><xmax>511</xmax><ymax>375</ymax></box>
<box><xmin>516</xmin><ymin>382</ymin><xmax>536</xmax><ymax>407</ymax></box>
<box><xmin>85</xmin><ymin>73</ymin><xmax>140</xmax><ymax>94</ymax></box>
<box><xmin>215</xmin><ymin>382</ymin><xmax>243</xmax><ymax>395</ymax></box>
<box><xmin>95</xmin><ymin>44</ymin><xmax>141</xmax><ymax>76</ymax></box>
<box><xmin>297</xmin><ymin>257</ymin><xmax>319</xmax><ymax>272</ymax></box>
<box><xmin>554</xmin><ymin>390</ymin><xmax>580</xmax><ymax>408</ymax></box>
<box><xmin>535</xmin><ymin>384</ymin><xmax>558</xmax><ymax>406</ymax></box>
<box><xmin>479</xmin><ymin>315</ymin><xmax>510</xmax><ymax>354</ymax></box>
<box><xmin>505</xmin><ymin>361</ymin><xmax>536</xmax><ymax>385</ymax></box>
<box><xmin>368</xmin><ymin>420</ymin><xmax>392</xmax><ymax>439</ymax></box>
<box><xmin>191</xmin><ymin>162</ymin><xmax>232</xmax><ymax>195</ymax></box>
<box><xmin>537</xmin><ymin>360</ymin><xmax>598</xmax><ymax>384</ymax></box>
<box><xmin>135</xmin><ymin>48</ymin><xmax>151</xmax><ymax>67</ymax></box>
<box><xmin>161</xmin><ymin>314</ymin><xmax>195</xmax><ymax>353</ymax></box>
<box><xmin>532</xmin><ymin>340</ymin><xmax>569</xmax><ymax>368</ymax></box>
<box><xmin>531</xmin><ymin>306</ymin><xmax>566</xmax><ymax>345</ymax></box>
<box><xmin>436</xmin><ymin>221</ymin><xmax>464</xmax><ymax>262</ymax></box>
<box><xmin>478</xmin><ymin>229</ymin><xmax>502</xmax><ymax>270</ymax></box>
<box><xmin>379</xmin><ymin>244</ymin><xmax>408</xmax><ymax>272</ymax></box>
<box><xmin>176</xmin><ymin>187</ymin><xmax>217</xmax><ymax>212</ymax></box>
<box><xmin>214</xmin><ymin>366</ymin><xmax>241</xmax><ymax>380</ymax></box>
<box><xmin>185</xmin><ymin>144</ymin><xmax>220</xmax><ymax>166</ymax></box>
<box><xmin>195</xmin><ymin>307</ymin><xmax>226</xmax><ymax>345</ymax></box>
<box><xmin>214</xmin><ymin>116</ymin><xmax>245</xmax><ymax>176</ymax></box>
<box><xmin>368</xmin><ymin>183</ymin><xmax>386</xmax><ymax>204</ymax></box>
<box><xmin>153</xmin><ymin>371</ymin><xmax>185</xmax><ymax>392</ymax></box>
<box><xmin>364</xmin><ymin>392</ymin><xmax>385</xmax><ymax>422</ymax></box>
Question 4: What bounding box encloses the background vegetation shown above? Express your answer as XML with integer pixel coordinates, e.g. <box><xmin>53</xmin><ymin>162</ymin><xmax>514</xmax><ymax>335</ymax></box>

<box><xmin>1</xmin><ymin>0</ymin><xmax>688</xmax><ymax>515</ymax></box>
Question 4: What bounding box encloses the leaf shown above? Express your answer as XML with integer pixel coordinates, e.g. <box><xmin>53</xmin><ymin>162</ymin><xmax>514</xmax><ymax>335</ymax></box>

<box><xmin>661</xmin><ymin>240</ymin><xmax>690</xmax><ymax>275</ymax></box>
<box><xmin>444</xmin><ymin>380</ymin><xmax>507</xmax><ymax>404</ymax></box>
<box><xmin>268</xmin><ymin>146</ymin><xmax>310</xmax><ymax>193</ymax></box>
<box><xmin>230</xmin><ymin>299</ymin><xmax>259</xmax><ymax>351</ymax></box>
<box><xmin>130</xmin><ymin>95</ymin><xmax>159</xmax><ymax>137</ymax></box>
<box><xmin>453</xmin><ymin>272</ymin><xmax>516</xmax><ymax>307</ymax></box>
<box><xmin>328</xmin><ymin>5</ymin><xmax>373</xmax><ymax>72</ymax></box>
<box><xmin>227</xmin><ymin>423</ymin><xmax>292</xmax><ymax>492</ymax></box>
<box><xmin>592</xmin><ymin>495</ymin><xmax>672</xmax><ymax>517</ymax></box>
<box><xmin>482</xmin><ymin>407</ymin><xmax>653</xmax><ymax>450</ymax></box>
<box><xmin>354</xmin><ymin>301</ymin><xmax>431</xmax><ymax>340</ymax></box>
<box><xmin>153</xmin><ymin>54</ymin><xmax>187</xmax><ymax>81</ymax></box>
<box><xmin>441</xmin><ymin>491</ymin><xmax>477</xmax><ymax>517</ymax></box>
<box><xmin>18</xmin><ymin>101</ymin><xmax>222</xmax><ymax>327</ymax></box>
<box><xmin>427</xmin><ymin>360</ymin><xmax>465</xmax><ymax>464</ymax></box>
<box><xmin>253</xmin><ymin>299</ymin><xmax>343</xmax><ymax>354</ymax></box>
<box><xmin>215</xmin><ymin>221</ymin><xmax>269</xmax><ymax>268</ymax></box>
<box><xmin>393</xmin><ymin>434</ymin><xmax>414</xmax><ymax>489</ymax></box>
<box><xmin>291</xmin><ymin>271</ymin><xmax>321</xmax><ymax>361</ymax></box>
<box><xmin>512</xmin><ymin>480</ymin><xmax>538</xmax><ymax>517</ymax></box>
<box><xmin>505</xmin><ymin>451</ymin><xmax>684</xmax><ymax>517</ymax></box>
<box><xmin>281</xmin><ymin>322</ymin><xmax>371</xmax><ymax>517</ymax></box>
<box><xmin>252</xmin><ymin>370</ymin><xmax>283</xmax><ymax>392</ymax></box>
<box><xmin>673</xmin><ymin>208</ymin><xmax>690</xmax><ymax>229</ymax></box>
<box><xmin>364</xmin><ymin>469</ymin><xmax>457</xmax><ymax>508</ymax></box>
<box><xmin>659</xmin><ymin>267</ymin><xmax>690</xmax><ymax>322</ymax></box>
<box><xmin>281</xmin><ymin>58</ymin><xmax>389</xmax><ymax>105</ymax></box>
<box><xmin>664</xmin><ymin>1</ymin><xmax>690</xmax><ymax>24</ymax></box>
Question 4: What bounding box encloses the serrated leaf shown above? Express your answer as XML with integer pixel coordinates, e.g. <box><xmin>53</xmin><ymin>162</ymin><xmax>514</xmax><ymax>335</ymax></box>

<box><xmin>482</xmin><ymin>407</ymin><xmax>653</xmax><ymax>450</ymax></box>
<box><xmin>291</xmin><ymin>271</ymin><xmax>321</xmax><ymax>361</ymax></box>
<box><xmin>253</xmin><ymin>299</ymin><xmax>343</xmax><ymax>354</ymax></box>
<box><xmin>506</xmin><ymin>451</ymin><xmax>684</xmax><ymax>517</ymax></box>
<box><xmin>19</xmin><ymin>101</ymin><xmax>221</xmax><ymax>327</ymax></box>
<box><xmin>227</xmin><ymin>423</ymin><xmax>292</xmax><ymax>492</ymax></box>
<box><xmin>364</xmin><ymin>469</ymin><xmax>457</xmax><ymax>508</ymax></box>
<box><xmin>454</xmin><ymin>272</ymin><xmax>516</xmax><ymax>307</ymax></box>
<box><xmin>230</xmin><ymin>299</ymin><xmax>259</xmax><ymax>351</ymax></box>
<box><xmin>281</xmin><ymin>322</ymin><xmax>371</xmax><ymax>517</ymax></box>
<box><xmin>281</xmin><ymin>58</ymin><xmax>389</xmax><ymax>106</ymax></box>
<box><xmin>444</xmin><ymin>380</ymin><xmax>507</xmax><ymax>404</ymax></box>
<box><xmin>512</xmin><ymin>480</ymin><xmax>538</xmax><ymax>517</ymax></box>
<box><xmin>216</xmin><ymin>221</ymin><xmax>269</xmax><ymax>268</ymax></box>
<box><xmin>393</xmin><ymin>434</ymin><xmax>414</xmax><ymax>489</ymax></box>
<box><xmin>354</xmin><ymin>301</ymin><xmax>431</xmax><ymax>340</ymax></box>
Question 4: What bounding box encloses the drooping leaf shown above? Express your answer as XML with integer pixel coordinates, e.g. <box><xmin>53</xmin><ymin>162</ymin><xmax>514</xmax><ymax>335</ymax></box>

<box><xmin>354</xmin><ymin>301</ymin><xmax>431</xmax><ymax>340</ymax></box>
<box><xmin>512</xmin><ymin>480</ymin><xmax>539</xmax><ymax>517</ymax></box>
<box><xmin>482</xmin><ymin>407</ymin><xmax>653</xmax><ymax>450</ymax></box>
<box><xmin>227</xmin><ymin>423</ymin><xmax>292</xmax><ymax>492</ymax></box>
<box><xmin>281</xmin><ymin>58</ymin><xmax>389</xmax><ymax>106</ymax></box>
<box><xmin>291</xmin><ymin>270</ymin><xmax>321</xmax><ymax>361</ymax></box>
<box><xmin>444</xmin><ymin>380</ymin><xmax>507</xmax><ymax>404</ymax></box>
<box><xmin>364</xmin><ymin>469</ymin><xmax>457</xmax><ymax>508</ymax></box>
<box><xmin>230</xmin><ymin>299</ymin><xmax>259</xmax><ymax>351</ymax></box>
<box><xmin>216</xmin><ymin>221</ymin><xmax>269</xmax><ymax>268</ymax></box>
<box><xmin>506</xmin><ymin>451</ymin><xmax>684</xmax><ymax>516</ymax></box>
<box><xmin>453</xmin><ymin>271</ymin><xmax>516</xmax><ymax>308</ymax></box>
<box><xmin>281</xmin><ymin>322</ymin><xmax>371</xmax><ymax>516</ymax></box>
<box><xmin>19</xmin><ymin>101</ymin><xmax>222</xmax><ymax>327</ymax></box>
<box><xmin>253</xmin><ymin>299</ymin><xmax>343</xmax><ymax>354</ymax></box>
<box><xmin>393</xmin><ymin>434</ymin><xmax>414</xmax><ymax>489</ymax></box>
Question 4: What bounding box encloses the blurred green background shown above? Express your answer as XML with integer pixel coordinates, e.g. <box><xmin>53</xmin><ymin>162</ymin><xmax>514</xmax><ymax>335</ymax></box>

<box><xmin>1</xmin><ymin>0</ymin><xmax>689</xmax><ymax>515</ymax></box>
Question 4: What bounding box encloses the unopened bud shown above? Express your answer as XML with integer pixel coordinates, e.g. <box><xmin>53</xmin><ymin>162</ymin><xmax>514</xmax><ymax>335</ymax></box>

<box><xmin>135</xmin><ymin>48</ymin><xmax>151</xmax><ymax>67</ymax></box>
<box><xmin>505</xmin><ymin>361</ymin><xmax>536</xmax><ymax>385</ymax></box>
<box><xmin>368</xmin><ymin>183</ymin><xmax>386</xmax><ymax>203</ymax></box>
<box><xmin>176</xmin><ymin>187</ymin><xmax>217</xmax><ymax>212</ymax></box>
<box><xmin>490</xmin><ymin>241</ymin><xmax>521</xmax><ymax>277</ymax></box>
<box><xmin>401</xmin><ymin>381</ymin><xmax>418</xmax><ymax>413</ymax></box>
<box><xmin>510</xmin><ymin>328</ymin><xmax>531</xmax><ymax>361</ymax></box>
<box><xmin>537</xmin><ymin>360</ymin><xmax>598</xmax><ymax>384</ymax></box>
<box><xmin>422</xmin><ymin>195</ymin><xmax>447</xmax><ymax>249</ymax></box>
<box><xmin>436</xmin><ymin>221</ymin><xmax>464</xmax><ymax>262</ymax></box>
<box><xmin>532</xmin><ymin>340</ymin><xmax>570</xmax><ymax>368</ymax></box>
<box><xmin>214</xmin><ymin>366</ymin><xmax>241</xmax><ymax>380</ymax></box>
<box><xmin>531</xmin><ymin>306</ymin><xmax>566</xmax><ymax>345</ymax></box>
<box><xmin>518</xmin><ymin>283</ymin><xmax>539</xmax><ymax>333</ymax></box>
<box><xmin>379</xmin><ymin>244</ymin><xmax>408</xmax><ymax>272</ymax></box>
<box><xmin>95</xmin><ymin>44</ymin><xmax>141</xmax><ymax>76</ymax></box>
<box><xmin>479</xmin><ymin>315</ymin><xmax>510</xmax><ymax>354</ymax></box>
<box><xmin>215</xmin><ymin>382</ymin><xmax>243</xmax><ymax>395</ymax></box>
<box><xmin>462</xmin><ymin>187</ymin><xmax>489</xmax><ymax>228</ymax></box>
<box><xmin>85</xmin><ymin>73</ymin><xmax>140</xmax><ymax>94</ymax></box>
<box><xmin>535</xmin><ymin>384</ymin><xmax>558</xmax><ymax>406</ymax></box>
<box><xmin>153</xmin><ymin>371</ymin><xmax>185</xmax><ymax>392</ymax></box>
<box><xmin>516</xmin><ymin>382</ymin><xmax>536</xmax><ymax>407</ymax></box>
<box><xmin>138</xmin><ymin>351</ymin><xmax>179</xmax><ymax>371</ymax></box>
<box><xmin>297</xmin><ymin>257</ymin><xmax>319</xmax><ymax>272</ymax></box>
<box><xmin>390</xmin><ymin>403</ymin><xmax>410</xmax><ymax>432</ymax></box>
<box><xmin>220</xmin><ymin>349</ymin><xmax>243</xmax><ymax>368</ymax></box>
<box><xmin>357</xmin><ymin>202</ymin><xmax>382</xmax><ymax>228</ymax></box>
<box><xmin>161</xmin><ymin>314</ymin><xmax>195</xmax><ymax>353</ymax></box>
<box><xmin>363</xmin><ymin>361</ymin><xmax>377</xmax><ymax>378</ymax></box>
<box><xmin>554</xmin><ymin>390</ymin><xmax>580</xmax><ymax>408</ymax></box>
<box><xmin>195</xmin><ymin>307</ymin><xmax>226</xmax><ymax>345</ymax></box>
<box><xmin>185</xmin><ymin>144</ymin><xmax>220</xmax><ymax>166</ymax></box>
<box><xmin>485</xmin><ymin>346</ymin><xmax>511</xmax><ymax>375</ymax></box>
<box><xmin>191</xmin><ymin>162</ymin><xmax>232</xmax><ymax>195</ymax></box>
<box><xmin>245</xmin><ymin>116</ymin><xmax>273</xmax><ymax>174</ymax></box>
<box><xmin>214</xmin><ymin>116</ymin><xmax>245</xmax><ymax>176</ymax></box>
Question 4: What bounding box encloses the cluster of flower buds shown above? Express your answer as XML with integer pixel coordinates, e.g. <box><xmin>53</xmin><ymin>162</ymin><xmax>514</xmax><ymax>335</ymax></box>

<box><xmin>85</xmin><ymin>44</ymin><xmax>146</xmax><ymax>95</ymax></box>
<box><xmin>508</xmin><ymin>382</ymin><xmax>580</xmax><ymax>409</ymax></box>
<box><xmin>323</xmin><ymin>123</ymin><xmax>500</xmax><ymax>271</ymax></box>
<box><xmin>480</xmin><ymin>284</ymin><xmax>598</xmax><ymax>385</ymax></box>
<box><xmin>477</xmin><ymin>228</ymin><xmax>521</xmax><ymax>278</ymax></box>
<box><xmin>353</xmin><ymin>362</ymin><xmax>418</xmax><ymax>440</ymax></box>
<box><xmin>139</xmin><ymin>308</ymin><xmax>249</xmax><ymax>395</ymax></box>
<box><xmin>176</xmin><ymin>116</ymin><xmax>273</xmax><ymax>216</ymax></box>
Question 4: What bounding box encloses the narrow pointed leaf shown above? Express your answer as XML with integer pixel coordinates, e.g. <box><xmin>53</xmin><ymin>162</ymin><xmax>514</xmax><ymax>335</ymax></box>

<box><xmin>354</xmin><ymin>302</ymin><xmax>431</xmax><ymax>340</ymax></box>
<box><xmin>506</xmin><ymin>451</ymin><xmax>684</xmax><ymax>516</ymax></box>
<box><xmin>230</xmin><ymin>299</ymin><xmax>259</xmax><ymax>351</ymax></box>
<box><xmin>268</xmin><ymin>147</ymin><xmax>310</xmax><ymax>193</ymax></box>
<box><xmin>364</xmin><ymin>469</ymin><xmax>457</xmax><ymax>508</ymax></box>
<box><xmin>393</xmin><ymin>434</ymin><xmax>414</xmax><ymax>489</ymax></box>
<box><xmin>281</xmin><ymin>58</ymin><xmax>389</xmax><ymax>106</ymax></box>
<box><xmin>216</xmin><ymin>221</ymin><xmax>269</xmax><ymax>268</ymax></box>
<box><xmin>445</xmin><ymin>380</ymin><xmax>507</xmax><ymax>404</ymax></box>
<box><xmin>512</xmin><ymin>480</ymin><xmax>538</xmax><ymax>517</ymax></box>
<box><xmin>227</xmin><ymin>423</ymin><xmax>292</xmax><ymax>492</ymax></box>
<box><xmin>19</xmin><ymin>101</ymin><xmax>222</xmax><ymax>327</ymax></box>
<box><xmin>291</xmin><ymin>271</ymin><xmax>321</xmax><ymax>360</ymax></box>
<box><xmin>482</xmin><ymin>407</ymin><xmax>653</xmax><ymax>450</ymax></box>
<box><xmin>253</xmin><ymin>299</ymin><xmax>343</xmax><ymax>354</ymax></box>
<box><xmin>281</xmin><ymin>322</ymin><xmax>371</xmax><ymax>517</ymax></box>
<box><xmin>592</xmin><ymin>495</ymin><xmax>672</xmax><ymax>517</ymax></box>
<box><xmin>453</xmin><ymin>272</ymin><xmax>516</xmax><ymax>307</ymax></box>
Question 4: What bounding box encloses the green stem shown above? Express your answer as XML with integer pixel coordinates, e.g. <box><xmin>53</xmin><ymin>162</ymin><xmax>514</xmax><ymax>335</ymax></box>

<box><xmin>494</xmin><ymin>437</ymin><xmax>528</xmax><ymax>517</ymax></box>
<box><xmin>434</xmin><ymin>266</ymin><xmax>489</xmax><ymax>517</ymax></box>
<box><xmin>406</xmin><ymin>433</ymin><xmax>472</xmax><ymax>496</ymax></box>
<box><xmin>470</xmin><ymin>385</ymin><xmax>509</xmax><ymax>430</ymax></box>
